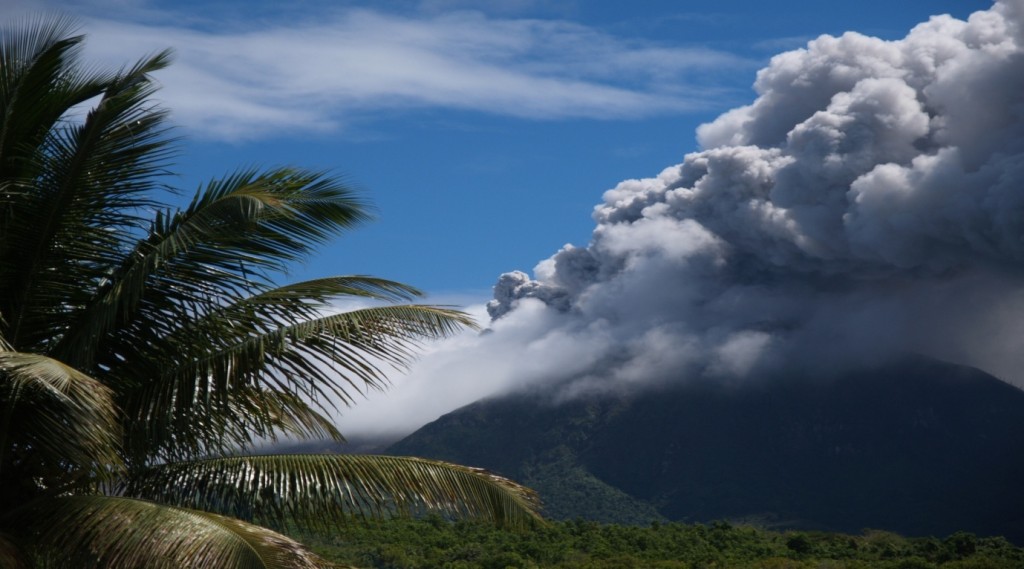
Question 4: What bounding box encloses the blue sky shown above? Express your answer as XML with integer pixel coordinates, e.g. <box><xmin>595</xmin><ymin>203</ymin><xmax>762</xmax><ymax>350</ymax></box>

<box><xmin>15</xmin><ymin>0</ymin><xmax>992</xmax><ymax>298</ymax></box>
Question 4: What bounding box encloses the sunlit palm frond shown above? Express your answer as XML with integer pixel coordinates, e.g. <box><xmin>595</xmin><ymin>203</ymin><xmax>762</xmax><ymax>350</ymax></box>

<box><xmin>234</xmin><ymin>276</ymin><xmax>427</xmax><ymax>310</ymax></box>
<box><xmin>53</xmin><ymin>169</ymin><xmax>369</xmax><ymax>371</ymax></box>
<box><xmin>174</xmin><ymin>297</ymin><xmax>476</xmax><ymax>391</ymax></box>
<box><xmin>152</xmin><ymin>277</ymin><xmax>436</xmax><ymax>371</ymax></box>
<box><xmin>127</xmin><ymin>454</ymin><xmax>543</xmax><ymax>531</ymax></box>
<box><xmin>119</xmin><ymin>303</ymin><xmax>473</xmax><ymax>461</ymax></box>
<box><xmin>122</xmin><ymin>387</ymin><xmax>344</xmax><ymax>464</ymax></box>
<box><xmin>228</xmin><ymin>388</ymin><xmax>345</xmax><ymax>444</ymax></box>
<box><xmin>153</xmin><ymin>167</ymin><xmax>370</xmax><ymax>286</ymax></box>
<box><xmin>0</xmin><ymin>351</ymin><xmax>122</xmax><ymax>486</ymax></box>
<box><xmin>0</xmin><ymin>496</ymin><xmax>342</xmax><ymax>569</ymax></box>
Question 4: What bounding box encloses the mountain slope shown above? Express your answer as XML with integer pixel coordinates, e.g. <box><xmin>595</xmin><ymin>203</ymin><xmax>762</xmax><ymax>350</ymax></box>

<box><xmin>388</xmin><ymin>356</ymin><xmax>1024</xmax><ymax>541</ymax></box>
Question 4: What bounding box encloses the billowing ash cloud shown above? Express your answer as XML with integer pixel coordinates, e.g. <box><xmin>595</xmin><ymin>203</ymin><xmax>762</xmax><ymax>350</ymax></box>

<box><xmin>334</xmin><ymin>1</ymin><xmax>1024</xmax><ymax>438</ymax></box>
<box><xmin>487</xmin><ymin>0</ymin><xmax>1024</xmax><ymax>394</ymax></box>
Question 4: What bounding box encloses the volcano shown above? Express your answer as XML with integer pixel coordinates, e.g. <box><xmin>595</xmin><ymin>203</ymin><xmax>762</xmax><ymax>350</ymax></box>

<box><xmin>388</xmin><ymin>356</ymin><xmax>1024</xmax><ymax>541</ymax></box>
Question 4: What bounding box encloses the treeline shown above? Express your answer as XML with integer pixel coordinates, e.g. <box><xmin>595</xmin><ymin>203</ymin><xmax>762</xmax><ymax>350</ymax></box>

<box><xmin>294</xmin><ymin>516</ymin><xmax>1024</xmax><ymax>568</ymax></box>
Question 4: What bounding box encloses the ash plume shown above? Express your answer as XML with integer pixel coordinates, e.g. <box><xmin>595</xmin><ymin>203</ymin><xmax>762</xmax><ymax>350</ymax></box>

<box><xmin>487</xmin><ymin>0</ymin><xmax>1024</xmax><ymax>394</ymax></box>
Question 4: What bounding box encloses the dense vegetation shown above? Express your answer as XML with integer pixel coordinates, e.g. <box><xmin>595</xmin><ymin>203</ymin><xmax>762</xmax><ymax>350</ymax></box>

<box><xmin>296</xmin><ymin>517</ymin><xmax>1024</xmax><ymax>569</ymax></box>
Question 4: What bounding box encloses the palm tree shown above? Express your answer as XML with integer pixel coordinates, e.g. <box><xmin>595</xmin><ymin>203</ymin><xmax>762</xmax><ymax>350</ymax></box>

<box><xmin>0</xmin><ymin>16</ymin><xmax>540</xmax><ymax>568</ymax></box>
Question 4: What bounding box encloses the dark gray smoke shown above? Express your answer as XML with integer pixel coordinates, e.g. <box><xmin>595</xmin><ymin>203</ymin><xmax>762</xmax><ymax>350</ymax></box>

<box><xmin>487</xmin><ymin>1</ymin><xmax>1024</xmax><ymax>393</ymax></box>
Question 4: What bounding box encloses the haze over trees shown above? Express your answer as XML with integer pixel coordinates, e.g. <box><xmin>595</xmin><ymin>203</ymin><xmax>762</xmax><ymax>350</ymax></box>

<box><xmin>0</xmin><ymin>16</ymin><xmax>540</xmax><ymax>568</ymax></box>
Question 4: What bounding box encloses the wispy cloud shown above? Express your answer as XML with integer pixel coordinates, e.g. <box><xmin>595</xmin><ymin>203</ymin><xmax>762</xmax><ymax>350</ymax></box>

<box><xmin>21</xmin><ymin>2</ymin><xmax>751</xmax><ymax>140</ymax></box>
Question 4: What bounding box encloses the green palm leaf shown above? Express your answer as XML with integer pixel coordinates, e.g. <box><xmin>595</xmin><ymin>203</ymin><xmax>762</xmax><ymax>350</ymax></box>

<box><xmin>0</xmin><ymin>15</ymin><xmax>110</xmax><ymax>180</ymax></box>
<box><xmin>227</xmin><ymin>388</ymin><xmax>345</xmax><ymax>444</ymax></box>
<box><xmin>126</xmin><ymin>454</ymin><xmax>543</xmax><ymax>531</ymax></box>
<box><xmin>0</xmin><ymin>351</ymin><xmax>122</xmax><ymax>490</ymax></box>
<box><xmin>0</xmin><ymin>46</ymin><xmax>173</xmax><ymax>353</ymax></box>
<box><xmin>1</xmin><ymin>496</ymin><xmax>341</xmax><ymax>569</ymax></box>
<box><xmin>122</xmin><ymin>303</ymin><xmax>475</xmax><ymax>461</ymax></box>
<box><xmin>53</xmin><ymin>170</ymin><xmax>370</xmax><ymax>371</ymax></box>
<box><xmin>123</xmin><ymin>388</ymin><xmax>344</xmax><ymax>465</ymax></box>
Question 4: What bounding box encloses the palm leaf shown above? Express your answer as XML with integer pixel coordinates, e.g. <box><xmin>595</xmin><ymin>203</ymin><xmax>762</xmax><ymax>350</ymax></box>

<box><xmin>170</xmin><ymin>303</ymin><xmax>476</xmax><ymax>394</ymax></box>
<box><xmin>0</xmin><ymin>351</ymin><xmax>121</xmax><ymax>486</ymax></box>
<box><xmin>126</xmin><ymin>454</ymin><xmax>543</xmax><ymax>531</ymax></box>
<box><xmin>0</xmin><ymin>41</ymin><xmax>174</xmax><ymax>352</ymax></box>
<box><xmin>121</xmin><ymin>303</ymin><xmax>475</xmax><ymax>461</ymax></box>
<box><xmin>123</xmin><ymin>387</ymin><xmax>344</xmax><ymax>464</ymax></box>
<box><xmin>227</xmin><ymin>388</ymin><xmax>345</xmax><ymax>444</ymax></box>
<box><xmin>53</xmin><ymin>169</ymin><xmax>368</xmax><ymax>371</ymax></box>
<box><xmin>0</xmin><ymin>15</ymin><xmax>110</xmax><ymax>181</ymax></box>
<box><xmin>0</xmin><ymin>495</ymin><xmax>341</xmax><ymax>569</ymax></box>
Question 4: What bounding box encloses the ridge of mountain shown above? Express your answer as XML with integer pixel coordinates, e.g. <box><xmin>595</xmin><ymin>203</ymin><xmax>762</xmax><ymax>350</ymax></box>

<box><xmin>387</xmin><ymin>355</ymin><xmax>1024</xmax><ymax>541</ymax></box>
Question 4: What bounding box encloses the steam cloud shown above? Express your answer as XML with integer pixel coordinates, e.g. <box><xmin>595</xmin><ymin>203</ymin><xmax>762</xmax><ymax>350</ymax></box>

<box><xmin>487</xmin><ymin>0</ymin><xmax>1024</xmax><ymax>394</ymax></box>
<box><xmin>337</xmin><ymin>1</ymin><xmax>1024</xmax><ymax>437</ymax></box>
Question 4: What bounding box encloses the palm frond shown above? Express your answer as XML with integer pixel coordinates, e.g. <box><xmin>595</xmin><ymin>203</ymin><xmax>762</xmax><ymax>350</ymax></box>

<box><xmin>127</xmin><ymin>454</ymin><xmax>543</xmax><ymax>531</ymax></box>
<box><xmin>229</xmin><ymin>388</ymin><xmax>345</xmax><ymax>444</ymax></box>
<box><xmin>0</xmin><ymin>40</ymin><xmax>174</xmax><ymax>352</ymax></box>
<box><xmin>0</xmin><ymin>495</ymin><xmax>340</xmax><ymax>569</ymax></box>
<box><xmin>0</xmin><ymin>351</ymin><xmax>121</xmax><ymax>486</ymax></box>
<box><xmin>122</xmin><ymin>387</ymin><xmax>344</xmax><ymax>464</ymax></box>
<box><xmin>156</xmin><ymin>277</ymin><xmax>437</xmax><ymax>373</ymax></box>
<box><xmin>0</xmin><ymin>15</ymin><xmax>109</xmax><ymax>179</ymax></box>
<box><xmin>121</xmin><ymin>304</ymin><xmax>474</xmax><ymax>461</ymax></box>
<box><xmin>53</xmin><ymin>169</ymin><xmax>368</xmax><ymax>370</ymax></box>
<box><xmin>240</xmin><ymin>276</ymin><xmax>426</xmax><ymax>306</ymax></box>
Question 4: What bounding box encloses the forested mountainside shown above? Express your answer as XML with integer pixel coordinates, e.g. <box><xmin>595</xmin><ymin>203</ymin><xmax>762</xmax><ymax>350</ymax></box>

<box><xmin>389</xmin><ymin>356</ymin><xmax>1024</xmax><ymax>542</ymax></box>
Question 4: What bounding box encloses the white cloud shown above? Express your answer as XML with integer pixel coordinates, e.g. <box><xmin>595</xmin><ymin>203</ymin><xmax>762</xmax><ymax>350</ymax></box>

<box><xmin>332</xmin><ymin>297</ymin><xmax>611</xmax><ymax>437</ymax></box>
<box><xmin>20</xmin><ymin>2</ymin><xmax>750</xmax><ymax>140</ymax></box>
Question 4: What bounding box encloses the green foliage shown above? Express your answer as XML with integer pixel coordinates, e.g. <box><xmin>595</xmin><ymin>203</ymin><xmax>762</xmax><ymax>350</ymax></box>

<box><xmin>520</xmin><ymin>445</ymin><xmax>665</xmax><ymax>525</ymax></box>
<box><xmin>294</xmin><ymin>518</ymin><xmax>1024</xmax><ymax>569</ymax></box>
